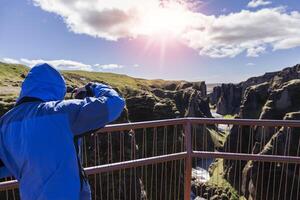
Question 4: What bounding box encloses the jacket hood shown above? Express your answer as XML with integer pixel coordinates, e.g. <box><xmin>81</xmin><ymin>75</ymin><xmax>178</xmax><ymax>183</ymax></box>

<box><xmin>17</xmin><ymin>63</ymin><xmax>66</xmax><ymax>103</ymax></box>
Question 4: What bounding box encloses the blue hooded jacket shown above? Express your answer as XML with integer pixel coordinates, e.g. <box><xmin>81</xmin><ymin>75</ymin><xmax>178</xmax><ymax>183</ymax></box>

<box><xmin>0</xmin><ymin>63</ymin><xmax>125</xmax><ymax>200</ymax></box>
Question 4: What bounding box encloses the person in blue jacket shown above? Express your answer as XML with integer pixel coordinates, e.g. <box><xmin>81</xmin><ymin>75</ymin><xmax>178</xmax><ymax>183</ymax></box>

<box><xmin>0</xmin><ymin>63</ymin><xmax>125</xmax><ymax>200</ymax></box>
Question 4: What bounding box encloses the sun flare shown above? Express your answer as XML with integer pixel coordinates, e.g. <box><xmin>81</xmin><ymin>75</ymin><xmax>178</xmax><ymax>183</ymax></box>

<box><xmin>136</xmin><ymin>1</ymin><xmax>193</xmax><ymax>38</ymax></box>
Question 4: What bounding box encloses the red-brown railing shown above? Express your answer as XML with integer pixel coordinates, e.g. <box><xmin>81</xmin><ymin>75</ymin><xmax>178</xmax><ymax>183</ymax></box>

<box><xmin>1</xmin><ymin>118</ymin><xmax>300</xmax><ymax>200</ymax></box>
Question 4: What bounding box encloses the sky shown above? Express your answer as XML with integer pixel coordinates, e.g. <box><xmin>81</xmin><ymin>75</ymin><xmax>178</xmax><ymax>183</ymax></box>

<box><xmin>1</xmin><ymin>0</ymin><xmax>300</xmax><ymax>83</ymax></box>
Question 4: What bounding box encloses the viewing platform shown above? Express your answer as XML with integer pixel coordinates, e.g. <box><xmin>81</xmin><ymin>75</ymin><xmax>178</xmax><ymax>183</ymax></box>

<box><xmin>1</xmin><ymin>118</ymin><xmax>300</xmax><ymax>200</ymax></box>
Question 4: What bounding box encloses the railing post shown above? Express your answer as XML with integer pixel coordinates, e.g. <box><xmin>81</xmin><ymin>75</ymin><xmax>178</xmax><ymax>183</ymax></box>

<box><xmin>184</xmin><ymin>120</ymin><xmax>192</xmax><ymax>200</ymax></box>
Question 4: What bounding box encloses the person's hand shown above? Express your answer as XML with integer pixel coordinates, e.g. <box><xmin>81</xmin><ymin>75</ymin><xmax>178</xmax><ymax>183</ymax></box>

<box><xmin>72</xmin><ymin>82</ymin><xmax>114</xmax><ymax>99</ymax></box>
<box><xmin>73</xmin><ymin>86</ymin><xmax>87</xmax><ymax>99</ymax></box>
<box><xmin>73</xmin><ymin>83</ymin><xmax>94</xmax><ymax>99</ymax></box>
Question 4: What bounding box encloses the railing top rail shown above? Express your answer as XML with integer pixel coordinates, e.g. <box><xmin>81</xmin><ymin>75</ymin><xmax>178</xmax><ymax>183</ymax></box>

<box><xmin>187</xmin><ymin>117</ymin><xmax>300</xmax><ymax>127</ymax></box>
<box><xmin>97</xmin><ymin>118</ymin><xmax>187</xmax><ymax>132</ymax></box>
<box><xmin>97</xmin><ymin>117</ymin><xmax>300</xmax><ymax>133</ymax></box>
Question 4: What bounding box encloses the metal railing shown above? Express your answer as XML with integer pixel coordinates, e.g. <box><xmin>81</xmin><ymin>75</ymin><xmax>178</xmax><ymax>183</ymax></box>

<box><xmin>1</xmin><ymin>118</ymin><xmax>300</xmax><ymax>200</ymax></box>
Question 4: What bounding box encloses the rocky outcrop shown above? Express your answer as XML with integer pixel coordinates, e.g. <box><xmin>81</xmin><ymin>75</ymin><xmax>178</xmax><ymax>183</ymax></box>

<box><xmin>240</xmin><ymin>72</ymin><xmax>278</xmax><ymax>91</ymax></box>
<box><xmin>259</xmin><ymin>79</ymin><xmax>300</xmax><ymax>120</ymax></box>
<box><xmin>192</xmin><ymin>182</ymin><xmax>235</xmax><ymax>200</ymax></box>
<box><xmin>209</xmin><ymin>86</ymin><xmax>221</xmax><ymax>105</ymax></box>
<box><xmin>221</xmin><ymin>82</ymin><xmax>271</xmax><ymax>193</ymax></box>
<box><xmin>126</xmin><ymin>92</ymin><xmax>160</xmax><ymax>121</ymax></box>
<box><xmin>239</xmin><ymin>82</ymin><xmax>270</xmax><ymax>119</ymax></box>
<box><xmin>157</xmin><ymin>81</ymin><xmax>207</xmax><ymax>97</ymax></box>
<box><xmin>209</xmin><ymin>83</ymin><xmax>248</xmax><ymax>115</ymax></box>
<box><xmin>127</xmin><ymin>82</ymin><xmax>211</xmax><ymax>122</ymax></box>
<box><xmin>211</xmin><ymin>84</ymin><xmax>242</xmax><ymax>115</ymax></box>
<box><xmin>209</xmin><ymin>64</ymin><xmax>300</xmax><ymax>115</ymax></box>
<box><xmin>242</xmin><ymin>112</ymin><xmax>300</xmax><ymax>200</ymax></box>
<box><xmin>119</xmin><ymin>81</ymin><xmax>215</xmax><ymax>200</ymax></box>
<box><xmin>222</xmin><ymin>65</ymin><xmax>300</xmax><ymax>197</ymax></box>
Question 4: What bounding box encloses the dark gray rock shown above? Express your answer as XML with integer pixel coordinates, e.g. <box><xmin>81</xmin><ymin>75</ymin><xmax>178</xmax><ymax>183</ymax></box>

<box><xmin>222</xmin><ymin>65</ymin><xmax>300</xmax><ymax>196</ymax></box>
<box><xmin>215</xmin><ymin>84</ymin><xmax>242</xmax><ymax>115</ymax></box>
<box><xmin>239</xmin><ymin>82</ymin><xmax>270</xmax><ymax>119</ymax></box>
<box><xmin>209</xmin><ymin>64</ymin><xmax>300</xmax><ymax>116</ymax></box>
<box><xmin>242</xmin><ymin>111</ymin><xmax>300</xmax><ymax>200</ymax></box>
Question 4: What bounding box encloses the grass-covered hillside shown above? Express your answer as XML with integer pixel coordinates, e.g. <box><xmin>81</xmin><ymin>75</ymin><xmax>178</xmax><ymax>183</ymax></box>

<box><xmin>63</xmin><ymin>70</ymin><xmax>162</xmax><ymax>92</ymax></box>
<box><xmin>0</xmin><ymin>62</ymin><xmax>183</xmax><ymax>115</ymax></box>
<box><xmin>0</xmin><ymin>63</ymin><xmax>29</xmax><ymax>115</ymax></box>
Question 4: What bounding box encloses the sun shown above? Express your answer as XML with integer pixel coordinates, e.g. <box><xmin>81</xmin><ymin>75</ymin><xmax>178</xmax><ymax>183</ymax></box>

<box><xmin>136</xmin><ymin>1</ymin><xmax>192</xmax><ymax>39</ymax></box>
<box><xmin>133</xmin><ymin>1</ymin><xmax>194</xmax><ymax>67</ymax></box>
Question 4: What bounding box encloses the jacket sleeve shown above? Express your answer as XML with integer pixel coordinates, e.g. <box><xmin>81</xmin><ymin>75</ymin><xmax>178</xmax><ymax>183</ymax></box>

<box><xmin>59</xmin><ymin>83</ymin><xmax>125</xmax><ymax>136</ymax></box>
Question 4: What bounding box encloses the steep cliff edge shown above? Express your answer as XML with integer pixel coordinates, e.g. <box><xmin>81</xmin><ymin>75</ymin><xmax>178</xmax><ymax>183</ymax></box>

<box><xmin>209</xmin><ymin>64</ymin><xmax>300</xmax><ymax>115</ymax></box>
<box><xmin>221</xmin><ymin>65</ymin><xmax>300</xmax><ymax>198</ymax></box>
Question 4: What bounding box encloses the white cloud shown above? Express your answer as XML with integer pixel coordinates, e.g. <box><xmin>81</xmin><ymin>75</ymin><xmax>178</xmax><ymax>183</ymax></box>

<box><xmin>247</xmin><ymin>46</ymin><xmax>266</xmax><ymax>57</ymax></box>
<box><xmin>20</xmin><ymin>58</ymin><xmax>93</xmax><ymax>71</ymax></box>
<box><xmin>33</xmin><ymin>0</ymin><xmax>300</xmax><ymax>58</ymax></box>
<box><xmin>32</xmin><ymin>0</ymin><xmax>144</xmax><ymax>40</ymax></box>
<box><xmin>248</xmin><ymin>0</ymin><xmax>272</xmax><ymax>8</ymax></box>
<box><xmin>32</xmin><ymin>0</ymin><xmax>202</xmax><ymax>39</ymax></box>
<box><xmin>273</xmin><ymin>37</ymin><xmax>300</xmax><ymax>50</ymax></box>
<box><xmin>1</xmin><ymin>58</ymin><xmax>129</xmax><ymax>71</ymax></box>
<box><xmin>0</xmin><ymin>58</ymin><xmax>20</xmax><ymax>64</ymax></box>
<box><xmin>182</xmin><ymin>7</ymin><xmax>300</xmax><ymax>58</ymax></box>
<box><xmin>93</xmin><ymin>64</ymin><xmax>124</xmax><ymax>70</ymax></box>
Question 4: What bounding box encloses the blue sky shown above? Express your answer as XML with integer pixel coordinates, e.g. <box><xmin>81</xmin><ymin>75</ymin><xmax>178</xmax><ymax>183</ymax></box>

<box><xmin>1</xmin><ymin>0</ymin><xmax>300</xmax><ymax>83</ymax></box>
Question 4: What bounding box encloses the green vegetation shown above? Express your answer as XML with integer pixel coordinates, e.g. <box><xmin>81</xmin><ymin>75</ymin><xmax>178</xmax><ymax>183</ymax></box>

<box><xmin>0</xmin><ymin>62</ymin><xmax>151</xmax><ymax>96</ymax></box>
<box><xmin>207</xmin><ymin>128</ymin><xmax>227</xmax><ymax>147</ymax></box>
<box><xmin>0</xmin><ymin>62</ymin><xmax>29</xmax><ymax>115</ymax></box>
<box><xmin>62</xmin><ymin>71</ymin><xmax>184</xmax><ymax>94</ymax></box>
<box><xmin>0</xmin><ymin>62</ymin><xmax>180</xmax><ymax>96</ymax></box>
<box><xmin>223</xmin><ymin>114</ymin><xmax>235</xmax><ymax>119</ymax></box>
<box><xmin>0</xmin><ymin>62</ymin><xmax>181</xmax><ymax>113</ymax></box>
<box><xmin>0</xmin><ymin>62</ymin><xmax>29</xmax><ymax>84</ymax></box>
<box><xmin>62</xmin><ymin>70</ymin><xmax>153</xmax><ymax>92</ymax></box>
<box><xmin>208</xmin><ymin>159</ymin><xmax>241</xmax><ymax>200</ymax></box>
